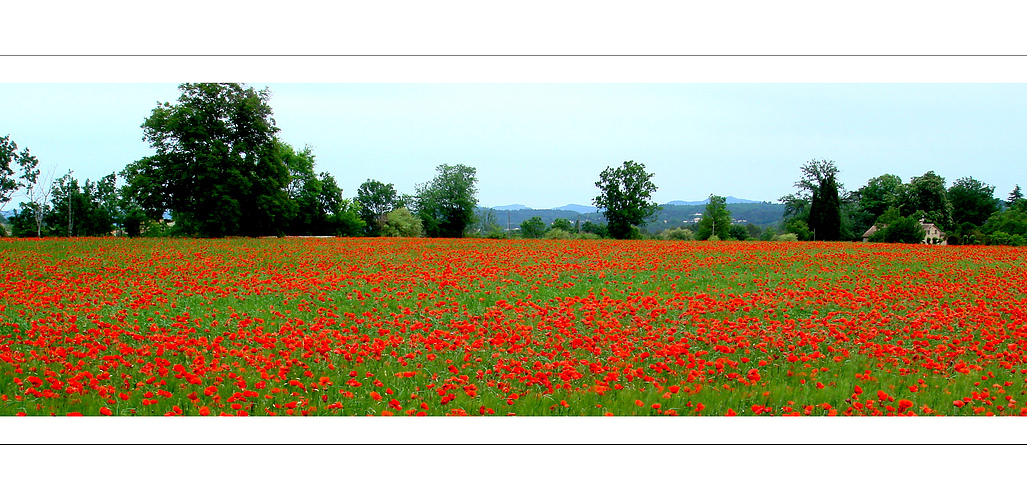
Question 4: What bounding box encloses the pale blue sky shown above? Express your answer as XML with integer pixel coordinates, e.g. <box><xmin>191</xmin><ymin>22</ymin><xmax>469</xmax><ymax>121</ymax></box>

<box><xmin>2</xmin><ymin>83</ymin><xmax>1024</xmax><ymax>209</ymax></box>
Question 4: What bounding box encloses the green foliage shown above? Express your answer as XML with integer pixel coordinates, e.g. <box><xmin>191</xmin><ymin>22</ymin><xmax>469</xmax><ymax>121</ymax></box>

<box><xmin>329</xmin><ymin>198</ymin><xmax>366</xmax><ymax>237</ymax></box>
<box><xmin>659</xmin><ymin>227</ymin><xmax>694</xmax><ymax>241</ymax></box>
<box><xmin>357</xmin><ymin>179</ymin><xmax>401</xmax><ymax>236</ymax></box>
<box><xmin>580</xmin><ymin>221</ymin><xmax>607</xmax><ymax>238</ymax></box>
<box><xmin>760</xmin><ymin>226</ymin><xmax>776</xmax><ymax>241</ymax></box>
<box><xmin>855</xmin><ymin>174</ymin><xmax>904</xmax><ymax>220</ymax></box>
<box><xmin>520</xmin><ymin>216</ymin><xmax>546</xmax><ymax>239</ymax></box>
<box><xmin>869</xmin><ymin>215</ymin><xmax>927</xmax><ymax>244</ymax></box>
<box><xmin>141</xmin><ymin>220</ymin><xmax>179</xmax><ymax>237</ymax></box>
<box><xmin>846</xmin><ymin>174</ymin><xmax>905</xmax><ymax>241</ymax></box>
<box><xmin>381</xmin><ymin>207</ymin><xmax>423</xmax><ymax>237</ymax></box>
<box><xmin>783</xmin><ymin>219</ymin><xmax>811</xmax><ymax>241</ymax></box>
<box><xmin>1008</xmin><ymin>185</ymin><xmax>1023</xmax><ymax>206</ymax></box>
<box><xmin>0</xmin><ymin>135</ymin><xmax>39</xmax><ymax>211</ymax></box>
<box><xmin>900</xmin><ymin>171</ymin><xmax>953</xmax><ymax>230</ymax></box>
<box><xmin>708</xmin><ymin>234</ymin><xmax>721</xmax><ymax>241</ymax></box>
<box><xmin>948</xmin><ymin>176</ymin><xmax>999</xmax><ymax>228</ymax></box>
<box><xmin>117</xmin><ymin>190</ymin><xmax>148</xmax><ymax>238</ymax></box>
<box><xmin>414</xmin><ymin>164</ymin><xmax>478</xmax><ymax>238</ymax></box>
<box><xmin>773</xmin><ymin>233</ymin><xmax>798</xmax><ymax>242</ymax></box>
<box><xmin>470</xmin><ymin>207</ymin><xmax>503</xmax><ymax>237</ymax></box>
<box><xmin>728</xmin><ymin>224</ymin><xmax>750</xmax><ymax>241</ymax></box>
<box><xmin>550</xmin><ymin>218</ymin><xmax>574</xmax><ymax>232</ymax></box>
<box><xmin>8</xmin><ymin>204</ymin><xmax>42</xmax><ymax>237</ymax></box>
<box><xmin>779</xmin><ymin>193</ymin><xmax>809</xmax><ymax>223</ymax></box>
<box><xmin>277</xmin><ymin>144</ymin><xmax>352</xmax><ymax>236</ymax></box>
<box><xmin>987</xmin><ymin>231</ymin><xmax>1026</xmax><ymax>247</ymax></box>
<box><xmin>794</xmin><ymin>159</ymin><xmax>843</xmax><ymax>241</ymax></box>
<box><xmin>981</xmin><ymin>199</ymin><xmax>1027</xmax><ymax>241</ymax></box>
<box><xmin>644</xmin><ymin>203</ymin><xmax>785</xmax><ymax>233</ymax></box>
<box><xmin>542</xmin><ymin>228</ymin><xmax>574</xmax><ymax>239</ymax></box>
<box><xmin>46</xmin><ymin>172</ymin><xmax>118</xmax><ymax>237</ymax></box>
<box><xmin>593</xmin><ymin>160</ymin><xmax>659</xmax><ymax>239</ymax></box>
<box><xmin>696</xmin><ymin>194</ymin><xmax>732</xmax><ymax>240</ymax></box>
<box><xmin>123</xmin><ymin>83</ymin><xmax>291</xmax><ymax>237</ymax></box>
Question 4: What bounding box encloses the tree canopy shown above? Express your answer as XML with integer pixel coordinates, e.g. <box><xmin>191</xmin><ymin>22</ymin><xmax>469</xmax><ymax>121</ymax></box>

<box><xmin>948</xmin><ymin>176</ymin><xmax>999</xmax><ymax>228</ymax></box>
<box><xmin>795</xmin><ymin>159</ymin><xmax>842</xmax><ymax>241</ymax></box>
<box><xmin>357</xmin><ymin>179</ymin><xmax>401</xmax><ymax>236</ymax></box>
<box><xmin>1007</xmin><ymin>185</ymin><xmax>1023</xmax><ymax>206</ymax></box>
<box><xmin>696</xmin><ymin>194</ymin><xmax>732</xmax><ymax>240</ymax></box>
<box><xmin>122</xmin><ymin>83</ymin><xmax>291</xmax><ymax>237</ymax></box>
<box><xmin>900</xmin><ymin>171</ymin><xmax>952</xmax><ymax>229</ymax></box>
<box><xmin>414</xmin><ymin>164</ymin><xmax>478</xmax><ymax>238</ymax></box>
<box><xmin>1</xmin><ymin>135</ymin><xmax>39</xmax><ymax>212</ymax></box>
<box><xmin>520</xmin><ymin>216</ymin><xmax>546</xmax><ymax>238</ymax></box>
<box><xmin>593</xmin><ymin>160</ymin><xmax>659</xmax><ymax>239</ymax></box>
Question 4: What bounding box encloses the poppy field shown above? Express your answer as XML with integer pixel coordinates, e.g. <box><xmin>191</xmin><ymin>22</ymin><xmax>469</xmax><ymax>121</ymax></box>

<box><xmin>1</xmin><ymin>237</ymin><xmax>1026</xmax><ymax>417</ymax></box>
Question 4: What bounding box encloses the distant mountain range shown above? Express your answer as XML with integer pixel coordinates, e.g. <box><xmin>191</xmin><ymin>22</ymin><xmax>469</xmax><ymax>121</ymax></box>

<box><xmin>492</xmin><ymin>204</ymin><xmax>532</xmax><ymax>211</ymax></box>
<box><xmin>665</xmin><ymin>196</ymin><xmax>764</xmax><ymax>205</ymax></box>
<box><xmin>491</xmin><ymin>203</ymin><xmax>598</xmax><ymax>213</ymax></box>
<box><xmin>480</xmin><ymin>197</ymin><xmax>784</xmax><ymax>231</ymax></box>
<box><xmin>491</xmin><ymin>197</ymin><xmax>764</xmax><ymax>213</ymax></box>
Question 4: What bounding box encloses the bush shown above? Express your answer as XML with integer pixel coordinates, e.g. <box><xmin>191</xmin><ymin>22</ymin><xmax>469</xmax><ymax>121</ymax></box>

<box><xmin>660</xmin><ymin>227</ymin><xmax>695</xmax><ymax>241</ymax></box>
<box><xmin>708</xmin><ymin>234</ymin><xmax>721</xmax><ymax>242</ymax></box>
<box><xmin>773</xmin><ymin>233</ymin><xmax>799</xmax><ymax>242</ymax></box>
<box><xmin>140</xmin><ymin>220</ymin><xmax>182</xmax><ymax>237</ymax></box>
<box><xmin>520</xmin><ymin>216</ymin><xmax>546</xmax><ymax>239</ymax></box>
<box><xmin>989</xmin><ymin>231</ymin><xmax>1026</xmax><ymax>247</ymax></box>
<box><xmin>869</xmin><ymin>215</ymin><xmax>926</xmax><ymax>244</ymax></box>
<box><xmin>381</xmin><ymin>207</ymin><xmax>423</xmax><ymax>237</ymax></box>
<box><xmin>783</xmin><ymin>219</ymin><xmax>811</xmax><ymax>241</ymax></box>
<box><xmin>543</xmin><ymin>228</ymin><xmax>573</xmax><ymax>240</ymax></box>
<box><xmin>484</xmin><ymin>230</ymin><xmax>507</xmax><ymax>239</ymax></box>
<box><xmin>576</xmin><ymin>232</ymin><xmax>600</xmax><ymax>240</ymax></box>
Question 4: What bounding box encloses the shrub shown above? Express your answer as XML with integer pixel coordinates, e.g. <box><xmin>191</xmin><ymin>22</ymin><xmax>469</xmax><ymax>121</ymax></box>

<box><xmin>660</xmin><ymin>227</ymin><xmax>694</xmax><ymax>241</ymax></box>
<box><xmin>869</xmin><ymin>215</ymin><xmax>926</xmax><ymax>244</ymax></box>
<box><xmin>543</xmin><ymin>228</ymin><xmax>573</xmax><ymax>240</ymax></box>
<box><xmin>773</xmin><ymin>233</ymin><xmax>799</xmax><ymax>242</ymax></box>
<box><xmin>381</xmin><ymin>207</ymin><xmax>423</xmax><ymax>237</ymax></box>
<box><xmin>989</xmin><ymin>231</ymin><xmax>1026</xmax><ymax>247</ymax></box>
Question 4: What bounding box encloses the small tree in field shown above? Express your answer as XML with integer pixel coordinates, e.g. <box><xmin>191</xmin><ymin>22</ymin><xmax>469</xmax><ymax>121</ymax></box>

<box><xmin>381</xmin><ymin>207</ymin><xmax>423</xmax><ymax>237</ymax></box>
<box><xmin>696</xmin><ymin>194</ymin><xmax>731</xmax><ymax>240</ymax></box>
<box><xmin>520</xmin><ymin>216</ymin><xmax>546</xmax><ymax>238</ymax></box>
<box><xmin>593</xmin><ymin>160</ymin><xmax>659</xmax><ymax>239</ymax></box>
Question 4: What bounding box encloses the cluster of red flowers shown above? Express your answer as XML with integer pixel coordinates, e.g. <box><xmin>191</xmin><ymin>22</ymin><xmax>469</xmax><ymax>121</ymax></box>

<box><xmin>1</xmin><ymin>237</ymin><xmax>1025</xmax><ymax>416</ymax></box>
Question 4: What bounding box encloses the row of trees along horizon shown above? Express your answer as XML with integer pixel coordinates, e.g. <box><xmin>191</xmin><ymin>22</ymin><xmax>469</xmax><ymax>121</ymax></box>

<box><xmin>2</xmin><ymin>83</ymin><xmax>1026</xmax><ymax>245</ymax></box>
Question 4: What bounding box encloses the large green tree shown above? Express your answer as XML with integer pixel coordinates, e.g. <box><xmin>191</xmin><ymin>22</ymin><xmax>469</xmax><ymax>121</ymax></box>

<box><xmin>593</xmin><ymin>160</ymin><xmax>659</xmax><ymax>239</ymax></box>
<box><xmin>0</xmin><ymin>135</ymin><xmax>39</xmax><ymax>215</ymax></box>
<box><xmin>357</xmin><ymin>179</ymin><xmax>401</xmax><ymax>236</ymax></box>
<box><xmin>1007</xmin><ymin>185</ymin><xmax>1022</xmax><ymax>206</ymax></box>
<box><xmin>46</xmin><ymin>172</ymin><xmax>118</xmax><ymax>237</ymax></box>
<box><xmin>794</xmin><ymin>159</ymin><xmax>842</xmax><ymax>241</ymax></box>
<box><xmin>899</xmin><ymin>171</ymin><xmax>952</xmax><ymax>229</ymax></box>
<box><xmin>414</xmin><ymin>164</ymin><xmax>478</xmax><ymax>238</ymax></box>
<box><xmin>696</xmin><ymin>194</ymin><xmax>732</xmax><ymax>240</ymax></box>
<box><xmin>982</xmin><ymin>199</ymin><xmax>1027</xmax><ymax>241</ymax></box>
<box><xmin>848</xmin><ymin>174</ymin><xmax>904</xmax><ymax>239</ymax></box>
<box><xmin>948</xmin><ymin>176</ymin><xmax>999</xmax><ymax>228</ymax></box>
<box><xmin>122</xmin><ymin>83</ymin><xmax>292</xmax><ymax>237</ymax></box>
<box><xmin>520</xmin><ymin>216</ymin><xmax>546</xmax><ymax>238</ymax></box>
